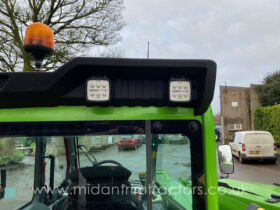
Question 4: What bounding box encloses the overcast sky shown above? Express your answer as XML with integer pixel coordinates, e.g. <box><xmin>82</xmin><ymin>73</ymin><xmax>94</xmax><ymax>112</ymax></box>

<box><xmin>118</xmin><ymin>0</ymin><xmax>280</xmax><ymax>114</ymax></box>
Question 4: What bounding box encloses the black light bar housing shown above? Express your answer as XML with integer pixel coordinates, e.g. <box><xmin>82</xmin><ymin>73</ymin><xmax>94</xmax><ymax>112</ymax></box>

<box><xmin>0</xmin><ymin>58</ymin><xmax>216</xmax><ymax>115</ymax></box>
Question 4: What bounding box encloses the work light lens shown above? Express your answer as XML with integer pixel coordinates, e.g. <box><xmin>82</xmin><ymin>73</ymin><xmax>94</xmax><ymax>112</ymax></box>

<box><xmin>170</xmin><ymin>81</ymin><xmax>191</xmax><ymax>102</ymax></box>
<box><xmin>87</xmin><ymin>80</ymin><xmax>110</xmax><ymax>101</ymax></box>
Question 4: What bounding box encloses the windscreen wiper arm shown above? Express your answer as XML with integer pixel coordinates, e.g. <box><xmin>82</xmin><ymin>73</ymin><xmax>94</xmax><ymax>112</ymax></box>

<box><xmin>79</xmin><ymin>144</ymin><xmax>97</xmax><ymax>162</ymax></box>
<box><xmin>218</xmin><ymin>182</ymin><xmax>263</xmax><ymax>197</ymax></box>
<box><xmin>78</xmin><ymin>145</ymin><xmax>98</xmax><ymax>166</ymax></box>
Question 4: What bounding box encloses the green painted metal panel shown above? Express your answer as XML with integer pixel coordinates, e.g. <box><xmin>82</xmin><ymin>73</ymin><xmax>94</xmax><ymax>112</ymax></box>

<box><xmin>219</xmin><ymin>179</ymin><xmax>280</xmax><ymax>210</ymax></box>
<box><xmin>202</xmin><ymin>107</ymin><xmax>219</xmax><ymax>210</ymax></box>
<box><xmin>0</xmin><ymin>105</ymin><xmax>223</xmax><ymax>210</ymax></box>
<box><xmin>0</xmin><ymin>106</ymin><xmax>202</xmax><ymax>122</ymax></box>
<box><xmin>219</xmin><ymin>194</ymin><xmax>249</xmax><ymax>210</ymax></box>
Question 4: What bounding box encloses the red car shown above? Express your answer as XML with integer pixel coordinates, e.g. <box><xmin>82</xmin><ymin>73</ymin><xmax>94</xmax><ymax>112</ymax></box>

<box><xmin>118</xmin><ymin>136</ymin><xmax>142</xmax><ymax>151</ymax></box>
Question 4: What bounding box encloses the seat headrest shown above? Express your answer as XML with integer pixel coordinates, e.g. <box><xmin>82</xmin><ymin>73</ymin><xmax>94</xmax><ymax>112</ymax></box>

<box><xmin>67</xmin><ymin>166</ymin><xmax>131</xmax><ymax>182</ymax></box>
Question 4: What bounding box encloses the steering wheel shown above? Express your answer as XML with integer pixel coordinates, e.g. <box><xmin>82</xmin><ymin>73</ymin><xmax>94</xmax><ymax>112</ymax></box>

<box><xmin>97</xmin><ymin>160</ymin><xmax>123</xmax><ymax>167</ymax></box>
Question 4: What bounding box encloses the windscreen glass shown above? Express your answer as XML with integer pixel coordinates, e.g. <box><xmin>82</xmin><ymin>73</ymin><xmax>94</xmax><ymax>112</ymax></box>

<box><xmin>0</xmin><ymin>120</ymin><xmax>204</xmax><ymax>210</ymax></box>
<box><xmin>150</xmin><ymin>120</ymin><xmax>204</xmax><ymax>210</ymax></box>
<box><xmin>154</xmin><ymin>134</ymin><xmax>193</xmax><ymax>208</ymax></box>
<box><xmin>78</xmin><ymin>134</ymin><xmax>146</xmax><ymax>181</ymax></box>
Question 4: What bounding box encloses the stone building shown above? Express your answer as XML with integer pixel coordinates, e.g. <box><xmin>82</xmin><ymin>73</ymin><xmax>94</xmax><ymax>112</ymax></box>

<box><xmin>220</xmin><ymin>84</ymin><xmax>260</xmax><ymax>143</ymax></box>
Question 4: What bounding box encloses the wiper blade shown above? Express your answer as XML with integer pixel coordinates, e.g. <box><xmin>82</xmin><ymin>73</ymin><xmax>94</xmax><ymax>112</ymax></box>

<box><xmin>271</xmin><ymin>194</ymin><xmax>280</xmax><ymax>200</ymax></box>
<box><xmin>78</xmin><ymin>145</ymin><xmax>98</xmax><ymax>166</ymax></box>
<box><xmin>79</xmin><ymin>144</ymin><xmax>97</xmax><ymax>162</ymax></box>
<box><xmin>266</xmin><ymin>194</ymin><xmax>280</xmax><ymax>203</ymax></box>
<box><xmin>218</xmin><ymin>182</ymin><xmax>263</xmax><ymax>197</ymax></box>
<box><xmin>218</xmin><ymin>182</ymin><xmax>280</xmax><ymax>204</ymax></box>
<box><xmin>273</xmin><ymin>183</ymin><xmax>280</xmax><ymax>187</ymax></box>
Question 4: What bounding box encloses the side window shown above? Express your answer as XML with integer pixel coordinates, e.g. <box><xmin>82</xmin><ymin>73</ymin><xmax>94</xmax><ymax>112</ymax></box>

<box><xmin>0</xmin><ymin>137</ymin><xmax>35</xmax><ymax>209</ymax></box>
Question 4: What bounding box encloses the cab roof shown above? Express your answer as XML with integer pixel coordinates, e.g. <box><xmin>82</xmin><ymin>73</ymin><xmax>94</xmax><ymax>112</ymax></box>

<box><xmin>0</xmin><ymin>58</ymin><xmax>216</xmax><ymax>115</ymax></box>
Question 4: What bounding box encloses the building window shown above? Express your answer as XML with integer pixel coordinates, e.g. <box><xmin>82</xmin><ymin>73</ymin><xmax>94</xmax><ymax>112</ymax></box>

<box><xmin>228</xmin><ymin>124</ymin><xmax>235</xmax><ymax>130</ymax></box>
<box><xmin>235</xmin><ymin>124</ymin><xmax>242</xmax><ymax>130</ymax></box>
<box><xmin>232</xmin><ymin>101</ymin><xmax>238</xmax><ymax>107</ymax></box>
<box><xmin>228</xmin><ymin>124</ymin><xmax>242</xmax><ymax>130</ymax></box>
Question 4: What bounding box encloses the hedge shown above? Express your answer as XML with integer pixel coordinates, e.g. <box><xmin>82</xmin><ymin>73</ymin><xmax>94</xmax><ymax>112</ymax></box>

<box><xmin>0</xmin><ymin>141</ymin><xmax>25</xmax><ymax>166</ymax></box>
<box><xmin>254</xmin><ymin>104</ymin><xmax>280</xmax><ymax>145</ymax></box>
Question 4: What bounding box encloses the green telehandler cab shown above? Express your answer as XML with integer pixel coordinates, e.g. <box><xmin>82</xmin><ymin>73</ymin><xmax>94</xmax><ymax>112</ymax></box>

<box><xmin>0</xmin><ymin>23</ymin><xmax>279</xmax><ymax>210</ymax></box>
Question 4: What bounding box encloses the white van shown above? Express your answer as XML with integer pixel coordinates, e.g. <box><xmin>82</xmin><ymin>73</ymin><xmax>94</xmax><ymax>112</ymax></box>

<box><xmin>229</xmin><ymin>131</ymin><xmax>277</xmax><ymax>164</ymax></box>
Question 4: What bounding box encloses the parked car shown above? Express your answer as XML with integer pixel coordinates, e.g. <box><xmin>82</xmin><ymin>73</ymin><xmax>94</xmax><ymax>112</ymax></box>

<box><xmin>133</xmin><ymin>135</ymin><xmax>146</xmax><ymax>144</ymax></box>
<box><xmin>118</xmin><ymin>136</ymin><xmax>142</xmax><ymax>151</ymax></box>
<box><xmin>215</xmin><ymin>128</ymin><xmax>221</xmax><ymax>141</ymax></box>
<box><xmin>229</xmin><ymin>131</ymin><xmax>277</xmax><ymax>164</ymax></box>
<box><xmin>164</xmin><ymin>134</ymin><xmax>189</xmax><ymax>144</ymax></box>
<box><xmin>139</xmin><ymin>135</ymin><xmax>146</xmax><ymax>144</ymax></box>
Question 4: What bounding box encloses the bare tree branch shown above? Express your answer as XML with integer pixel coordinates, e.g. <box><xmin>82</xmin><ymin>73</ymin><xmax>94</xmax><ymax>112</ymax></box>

<box><xmin>0</xmin><ymin>0</ymin><xmax>125</xmax><ymax>72</ymax></box>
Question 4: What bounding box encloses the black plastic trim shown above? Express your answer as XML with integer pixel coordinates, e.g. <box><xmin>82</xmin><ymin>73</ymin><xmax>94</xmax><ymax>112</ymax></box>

<box><xmin>0</xmin><ymin>57</ymin><xmax>216</xmax><ymax>115</ymax></box>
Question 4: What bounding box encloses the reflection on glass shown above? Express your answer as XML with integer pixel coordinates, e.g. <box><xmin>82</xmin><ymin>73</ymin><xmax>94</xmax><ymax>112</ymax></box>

<box><xmin>0</xmin><ymin>137</ymin><xmax>35</xmax><ymax>209</ymax></box>
<box><xmin>44</xmin><ymin>137</ymin><xmax>67</xmax><ymax>188</ymax></box>
<box><xmin>153</xmin><ymin>134</ymin><xmax>192</xmax><ymax>210</ymax></box>
<box><xmin>69</xmin><ymin>134</ymin><xmax>147</xmax><ymax>210</ymax></box>
<box><xmin>78</xmin><ymin>134</ymin><xmax>146</xmax><ymax>181</ymax></box>
<box><xmin>0</xmin><ymin>120</ymin><xmax>203</xmax><ymax>210</ymax></box>
<box><xmin>0</xmin><ymin>121</ymin><xmax>148</xmax><ymax>210</ymax></box>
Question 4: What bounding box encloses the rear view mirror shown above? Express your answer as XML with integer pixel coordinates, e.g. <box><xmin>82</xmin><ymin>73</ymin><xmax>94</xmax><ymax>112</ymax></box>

<box><xmin>218</xmin><ymin>145</ymin><xmax>234</xmax><ymax>177</ymax></box>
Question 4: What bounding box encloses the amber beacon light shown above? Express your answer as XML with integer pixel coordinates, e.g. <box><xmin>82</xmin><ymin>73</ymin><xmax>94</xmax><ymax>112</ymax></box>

<box><xmin>23</xmin><ymin>22</ymin><xmax>55</xmax><ymax>69</ymax></box>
